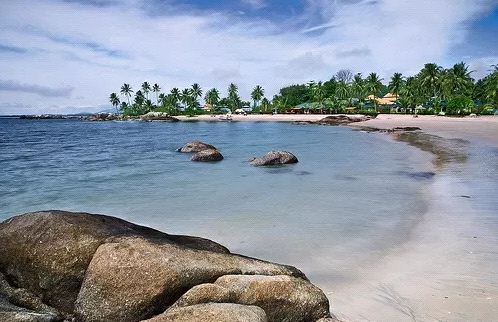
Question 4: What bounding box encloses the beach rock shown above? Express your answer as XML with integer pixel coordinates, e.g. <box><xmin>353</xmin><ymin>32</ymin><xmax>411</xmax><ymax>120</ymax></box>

<box><xmin>250</xmin><ymin>151</ymin><xmax>298</xmax><ymax>166</ymax></box>
<box><xmin>1</xmin><ymin>211</ymin><xmax>333</xmax><ymax>322</ymax></box>
<box><xmin>317</xmin><ymin>115</ymin><xmax>372</xmax><ymax>125</ymax></box>
<box><xmin>85</xmin><ymin>113</ymin><xmax>119</xmax><ymax>121</ymax></box>
<box><xmin>191</xmin><ymin>149</ymin><xmax>224</xmax><ymax>162</ymax></box>
<box><xmin>392</xmin><ymin>126</ymin><xmax>422</xmax><ymax>132</ymax></box>
<box><xmin>0</xmin><ymin>211</ymin><xmax>228</xmax><ymax>314</ymax></box>
<box><xmin>140</xmin><ymin>112</ymin><xmax>179</xmax><ymax>122</ymax></box>
<box><xmin>142</xmin><ymin>303</ymin><xmax>268</xmax><ymax>322</ymax></box>
<box><xmin>169</xmin><ymin>284</ymin><xmax>233</xmax><ymax>309</ymax></box>
<box><xmin>177</xmin><ymin>141</ymin><xmax>217</xmax><ymax>153</ymax></box>
<box><xmin>0</xmin><ymin>272</ymin><xmax>63</xmax><ymax>322</ymax></box>
<box><xmin>75</xmin><ymin>236</ymin><xmax>303</xmax><ymax>322</ymax></box>
<box><xmin>215</xmin><ymin>275</ymin><xmax>331</xmax><ymax>322</ymax></box>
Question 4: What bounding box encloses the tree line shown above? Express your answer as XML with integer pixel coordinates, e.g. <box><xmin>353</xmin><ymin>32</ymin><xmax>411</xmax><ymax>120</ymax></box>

<box><xmin>110</xmin><ymin>62</ymin><xmax>498</xmax><ymax>116</ymax></box>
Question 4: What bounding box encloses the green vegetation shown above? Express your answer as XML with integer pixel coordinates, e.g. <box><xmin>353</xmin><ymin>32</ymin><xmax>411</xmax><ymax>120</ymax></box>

<box><xmin>109</xmin><ymin>62</ymin><xmax>498</xmax><ymax>116</ymax></box>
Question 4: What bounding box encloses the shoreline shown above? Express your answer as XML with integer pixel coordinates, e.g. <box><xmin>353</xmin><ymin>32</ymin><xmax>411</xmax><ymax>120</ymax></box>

<box><xmin>329</xmin><ymin>126</ymin><xmax>498</xmax><ymax>321</ymax></box>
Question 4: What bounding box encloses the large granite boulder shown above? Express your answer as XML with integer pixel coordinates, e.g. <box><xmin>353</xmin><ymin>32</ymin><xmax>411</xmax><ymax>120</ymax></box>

<box><xmin>250</xmin><ymin>151</ymin><xmax>298</xmax><ymax>166</ymax></box>
<box><xmin>177</xmin><ymin>141</ymin><xmax>217</xmax><ymax>153</ymax></box>
<box><xmin>0</xmin><ymin>211</ymin><xmax>228</xmax><ymax>315</ymax></box>
<box><xmin>191</xmin><ymin>149</ymin><xmax>224</xmax><ymax>162</ymax></box>
<box><xmin>0</xmin><ymin>211</ymin><xmax>334</xmax><ymax>322</ymax></box>
<box><xmin>215</xmin><ymin>275</ymin><xmax>331</xmax><ymax>322</ymax></box>
<box><xmin>316</xmin><ymin>115</ymin><xmax>372</xmax><ymax>125</ymax></box>
<box><xmin>142</xmin><ymin>303</ymin><xmax>268</xmax><ymax>322</ymax></box>
<box><xmin>74</xmin><ymin>236</ymin><xmax>302</xmax><ymax>322</ymax></box>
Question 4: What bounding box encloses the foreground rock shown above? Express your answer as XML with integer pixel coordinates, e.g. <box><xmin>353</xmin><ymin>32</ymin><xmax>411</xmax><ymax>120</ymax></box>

<box><xmin>0</xmin><ymin>211</ymin><xmax>333</xmax><ymax>322</ymax></box>
<box><xmin>191</xmin><ymin>149</ymin><xmax>223</xmax><ymax>162</ymax></box>
<box><xmin>140</xmin><ymin>112</ymin><xmax>179</xmax><ymax>122</ymax></box>
<box><xmin>143</xmin><ymin>303</ymin><xmax>268</xmax><ymax>322</ymax></box>
<box><xmin>250</xmin><ymin>151</ymin><xmax>298</xmax><ymax>166</ymax></box>
<box><xmin>177</xmin><ymin>141</ymin><xmax>217</xmax><ymax>153</ymax></box>
<box><xmin>316</xmin><ymin>114</ymin><xmax>373</xmax><ymax>125</ymax></box>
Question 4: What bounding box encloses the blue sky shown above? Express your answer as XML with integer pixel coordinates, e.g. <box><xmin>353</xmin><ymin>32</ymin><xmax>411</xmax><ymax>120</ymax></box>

<box><xmin>0</xmin><ymin>0</ymin><xmax>497</xmax><ymax>114</ymax></box>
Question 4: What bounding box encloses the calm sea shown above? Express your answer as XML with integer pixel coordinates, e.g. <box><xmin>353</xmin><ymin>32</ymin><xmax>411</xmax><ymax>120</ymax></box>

<box><xmin>0</xmin><ymin>118</ymin><xmax>468</xmax><ymax>287</ymax></box>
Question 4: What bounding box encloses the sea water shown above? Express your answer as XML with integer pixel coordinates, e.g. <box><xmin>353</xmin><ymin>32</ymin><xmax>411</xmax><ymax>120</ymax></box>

<box><xmin>0</xmin><ymin>118</ymin><xmax>431</xmax><ymax>285</ymax></box>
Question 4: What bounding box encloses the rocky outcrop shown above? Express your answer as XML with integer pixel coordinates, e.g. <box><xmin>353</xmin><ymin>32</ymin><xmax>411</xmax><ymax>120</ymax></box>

<box><xmin>0</xmin><ymin>211</ymin><xmax>333</xmax><ymax>322</ymax></box>
<box><xmin>316</xmin><ymin>114</ymin><xmax>373</xmax><ymax>125</ymax></box>
<box><xmin>191</xmin><ymin>149</ymin><xmax>224</xmax><ymax>162</ymax></box>
<box><xmin>143</xmin><ymin>303</ymin><xmax>268</xmax><ymax>322</ymax></box>
<box><xmin>215</xmin><ymin>275</ymin><xmax>331</xmax><ymax>322</ymax></box>
<box><xmin>250</xmin><ymin>151</ymin><xmax>298</xmax><ymax>166</ymax></box>
<box><xmin>84</xmin><ymin>113</ymin><xmax>119</xmax><ymax>121</ymax></box>
<box><xmin>140</xmin><ymin>112</ymin><xmax>179</xmax><ymax>122</ymax></box>
<box><xmin>177</xmin><ymin>141</ymin><xmax>217</xmax><ymax>153</ymax></box>
<box><xmin>177</xmin><ymin>141</ymin><xmax>224</xmax><ymax>162</ymax></box>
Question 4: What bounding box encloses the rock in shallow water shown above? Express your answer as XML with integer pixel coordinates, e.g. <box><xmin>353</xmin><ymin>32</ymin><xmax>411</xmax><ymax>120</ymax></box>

<box><xmin>191</xmin><ymin>149</ymin><xmax>224</xmax><ymax>162</ymax></box>
<box><xmin>0</xmin><ymin>211</ymin><xmax>333</xmax><ymax>322</ymax></box>
<box><xmin>250</xmin><ymin>151</ymin><xmax>298</xmax><ymax>166</ymax></box>
<box><xmin>177</xmin><ymin>141</ymin><xmax>217</xmax><ymax>153</ymax></box>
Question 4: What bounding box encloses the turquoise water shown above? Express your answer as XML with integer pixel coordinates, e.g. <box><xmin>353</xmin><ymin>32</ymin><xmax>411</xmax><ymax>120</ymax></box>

<box><xmin>0</xmin><ymin>118</ymin><xmax>433</xmax><ymax>286</ymax></box>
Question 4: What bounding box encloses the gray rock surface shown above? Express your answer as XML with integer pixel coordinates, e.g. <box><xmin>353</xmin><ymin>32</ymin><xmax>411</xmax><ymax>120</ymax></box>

<box><xmin>215</xmin><ymin>275</ymin><xmax>331</xmax><ymax>322</ymax></box>
<box><xmin>1</xmin><ymin>211</ymin><xmax>335</xmax><ymax>322</ymax></box>
<box><xmin>317</xmin><ymin>115</ymin><xmax>372</xmax><ymax>125</ymax></box>
<box><xmin>141</xmin><ymin>303</ymin><xmax>268</xmax><ymax>322</ymax></box>
<box><xmin>191</xmin><ymin>149</ymin><xmax>224</xmax><ymax>162</ymax></box>
<box><xmin>250</xmin><ymin>151</ymin><xmax>298</xmax><ymax>166</ymax></box>
<box><xmin>177</xmin><ymin>141</ymin><xmax>217</xmax><ymax>153</ymax></box>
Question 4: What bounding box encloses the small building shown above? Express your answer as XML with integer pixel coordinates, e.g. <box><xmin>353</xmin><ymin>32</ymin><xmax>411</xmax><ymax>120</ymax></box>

<box><xmin>367</xmin><ymin>93</ymin><xmax>398</xmax><ymax>106</ymax></box>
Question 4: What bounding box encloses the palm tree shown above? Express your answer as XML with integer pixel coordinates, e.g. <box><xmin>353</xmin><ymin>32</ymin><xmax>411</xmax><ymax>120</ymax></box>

<box><xmin>352</xmin><ymin>74</ymin><xmax>365</xmax><ymax>101</ymax></box>
<box><xmin>251</xmin><ymin>85</ymin><xmax>264</xmax><ymax>109</ymax></box>
<box><xmin>312</xmin><ymin>82</ymin><xmax>326</xmax><ymax>114</ymax></box>
<box><xmin>419</xmin><ymin>63</ymin><xmax>442</xmax><ymax>100</ymax></box>
<box><xmin>152</xmin><ymin>83</ymin><xmax>161</xmax><ymax>105</ymax></box>
<box><xmin>191</xmin><ymin>83</ymin><xmax>202</xmax><ymax>109</ymax></box>
<box><xmin>141</xmin><ymin>82</ymin><xmax>151</xmax><ymax>100</ymax></box>
<box><xmin>120</xmin><ymin>83</ymin><xmax>133</xmax><ymax>105</ymax></box>
<box><xmin>228</xmin><ymin>83</ymin><xmax>240</xmax><ymax>112</ymax></box>
<box><xmin>181</xmin><ymin>88</ymin><xmax>192</xmax><ymax>110</ymax></box>
<box><xmin>205</xmin><ymin>88</ymin><xmax>220</xmax><ymax>114</ymax></box>
<box><xmin>365</xmin><ymin>73</ymin><xmax>384</xmax><ymax>111</ymax></box>
<box><xmin>442</xmin><ymin>62</ymin><xmax>473</xmax><ymax>98</ymax></box>
<box><xmin>109</xmin><ymin>93</ymin><xmax>120</xmax><ymax>113</ymax></box>
<box><xmin>388</xmin><ymin>73</ymin><xmax>404</xmax><ymax>101</ymax></box>
<box><xmin>261</xmin><ymin>97</ymin><xmax>270</xmax><ymax>113</ymax></box>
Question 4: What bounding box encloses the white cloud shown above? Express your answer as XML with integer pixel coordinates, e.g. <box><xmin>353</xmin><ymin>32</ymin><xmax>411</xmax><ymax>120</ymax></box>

<box><xmin>0</xmin><ymin>0</ymin><xmax>496</xmax><ymax>114</ymax></box>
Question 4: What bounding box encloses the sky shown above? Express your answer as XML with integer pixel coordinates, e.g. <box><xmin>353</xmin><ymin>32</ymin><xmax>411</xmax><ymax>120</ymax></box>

<box><xmin>0</xmin><ymin>0</ymin><xmax>497</xmax><ymax>115</ymax></box>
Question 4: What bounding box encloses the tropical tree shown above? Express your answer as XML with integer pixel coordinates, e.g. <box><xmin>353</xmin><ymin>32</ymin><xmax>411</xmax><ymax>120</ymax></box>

<box><xmin>251</xmin><ymin>85</ymin><xmax>264</xmax><ymax>109</ymax></box>
<box><xmin>120</xmin><ymin>83</ymin><xmax>133</xmax><ymax>105</ymax></box>
<box><xmin>170</xmin><ymin>88</ymin><xmax>180</xmax><ymax>103</ymax></box>
<box><xmin>351</xmin><ymin>73</ymin><xmax>365</xmax><ymax>101</ymax></box>
<box><xmin>442</xmin><ymin>62</ymin><xmax>473</xmax><ymax>98</ymax></box>
<box><xmin>181</xmin><ymin>88</ymin><xmax>192</xmax><ymax>110</ymax></box>
<box><xmin>152</xmin><ymin>83</ymin><xmax>161</xmax><ymax>105</ymax></box>
<box><xmin>228</xmin><ymin>83</ymin><xmax>240</xmax><ymax>112</ymax></box>
<box><xmin>109</xmin><ymin>93</ymin><xmax>120</xmax><ymax>113</ymax></box>
<box><xmin>191</xmin><ymin>83</ymin><xmax>202</xmax><ymax>108</ymax></box>
<box><xmin>311</xmin><ymin>82</ymin><xmax>326</xmax><ymax>113</ymax></box>
<box><xmin>419</xmin><ymin>63</ymin><xmax>442</xmax><ymax>100</ymax></box>
<box><xmin>484</xmin><ymin>68</ymin><xmax>498</xmax><ymax>106</ymax></box>
<box><xmin>261</xmin><ymin>97</ymin><xmax>270</xmax><ymax>113</ymax></box>
<box><xmin>141</xmin><ymin>82</ymin><xmax>151</xmax><ymax>100</ymax></box>
<box><xmin>205</xmin><ymin>88</ymin><xmax>220</xmax><ymax>114</ymax></box>
<box><xmin>388</xmin><ymin>73</ymin><xmax>404</xmax><ymax>100</ymax></box>
<box><xmin>365</xmin><ymin>73</ymin><xmax>383</xmax><ymax>111</ymax></box>
<box><xmin>335</xmin><ymin>69</ymin><xmax>353</xmax><ymax>83</ymax></box>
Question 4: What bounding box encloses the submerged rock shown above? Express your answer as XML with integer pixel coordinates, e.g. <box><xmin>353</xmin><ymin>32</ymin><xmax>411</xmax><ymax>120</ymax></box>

<box><xmin>250</xmin><ymin>151</ymin><xmax>298</xmax><ymax>166</ymax></box>
<box><xmin>191</xmin><ymin>149</ymin><xmax>224</xmax><ymax>162</ymax></box>
<box><xmin>0</xmin><ymin>211</ymin><xmax>332</xmax><ymax>322</ymax></box>
<box><xmin>177</xmin><ymin>141</ymin><xmax>217</xmax><ymax>153</ymax></box>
